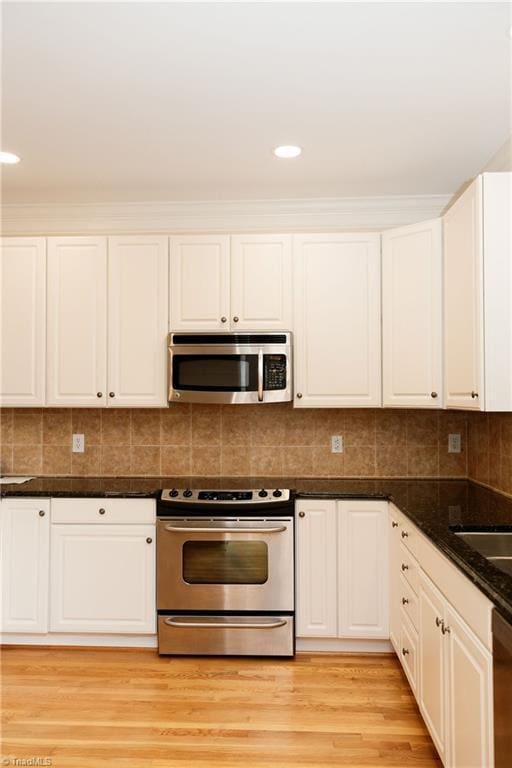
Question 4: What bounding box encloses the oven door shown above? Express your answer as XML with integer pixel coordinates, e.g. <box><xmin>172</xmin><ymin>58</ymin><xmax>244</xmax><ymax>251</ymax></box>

<box><xmin>157</xmin><ymin>518</ymin><xmax>294</xmax><ymax>611</ymax></box>
<box><xmin>168</xmin><ymin>342</ymin><xmax>291</xmax><ymax>404</ymax></box>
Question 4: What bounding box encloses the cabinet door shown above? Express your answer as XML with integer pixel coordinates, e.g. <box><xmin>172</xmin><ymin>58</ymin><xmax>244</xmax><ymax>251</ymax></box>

<box><xmin>418</xmin><ymin>571</ymin><xmax>448</xmax><ymax>762</ymax></box>
<box><xmin>388</xmin><ymin>511</ymin><xmax>401</xmax><ymax>651</ymax></box>
<box><xmin>47</xmin><ymin>237</ymin><xmax>107</xmax><ymax>406</ymax></box>
<box><xmin>443</xmin><ymin>178</ymin><xmax>484</xmax><ymax>409</ymax></box>
<box><xmin>0</xmin><ymin>499</ymin><xmax>50</xmax><ymax>633</ymax></box>
<box><xmin>293</xmin><ymin>234</ymin><xmax>381</xmax><ymax>407</ymax></box>
<box><xmin>169</xmin><ymin>235</ymin><xmax>230</xmax><ymax>330</ymax></box>
<box><xmin>338</xmin><ymin>500</ymin><xmax>389</xmax><ymax>638</ymax></box>
<box><xmin>382</xmin><ymin>220</ymin><xmax>443</xmax><ymax>407</ymax></box>
<box><xmin>295</xmin><ymin>500</ymin><xmax>337</xmax><ymax>637</ymax></box>
<box><xmin>50</xmin><ymin>524</ymin><xmax>155</xmax><ymax>633</ymax></box>
<box><xmin>108</xmin><ymin>236</ymin><xmax>168</xmax><ymax>407</ymax></box>
<box><xmin>230</xmin><ymin>235</ymin><xmax>292</xmax><ymax>330</ymax></box>
<box><xmin>446</xmin><ymin>605</ymin><xmax>493</xmax><ymax>768</ymax></box>
<box><xmin>0</xmin><ymin>238</ymin><xmax>46</xmax><ymax>406</ymax></box>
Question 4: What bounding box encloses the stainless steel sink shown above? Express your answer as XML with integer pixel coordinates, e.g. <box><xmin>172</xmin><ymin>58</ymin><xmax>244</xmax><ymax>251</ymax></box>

<box><xmin>455</xmin><ymin>532</ymin><xmax>512</xmax><ymax>577</ymax></box>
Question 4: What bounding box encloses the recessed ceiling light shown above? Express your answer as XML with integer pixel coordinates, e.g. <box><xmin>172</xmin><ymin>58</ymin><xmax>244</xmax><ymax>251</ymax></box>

<box><xmin>273</xmin><ymin>145</ymin><xmax>302</xmax><ymax>159</ymax></box>
<box><xmin>0</xmin><ymin>151</ymin><xmax>21</xmax><ymax>164</ymax></box>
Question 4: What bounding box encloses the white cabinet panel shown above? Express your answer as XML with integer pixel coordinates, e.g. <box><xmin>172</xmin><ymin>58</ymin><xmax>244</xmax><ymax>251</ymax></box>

<box><xmin>170</xmin><ymin>235</ymin><xmax>230</xmax><ymax>330</ymax></box>
<box><xmin>293</xmin><ymin>234</ymin><xmax>381</xmax><ymax>407</ymax></box>
<box><xmin>50</xmin><ymin>523</ymin><xmax>155</xmax><ymax>634</ymax></box>
<box><xmin>108</xmin><ymin>236</ymin><xmax>168</xmax><ymax>407</ymax></box>
<box><xmin>0</xmin><ymin>238</ymin><xmax>46</xmax><ymax>406</ymax></box>
<box><xmin>1</xmin><ymin>499</ymin><xmax>50</xmax><ymax>633</ymax></box>
<box><xmin>295</xmin><ymin>500</ymin><xmax>337</xmax><ymax>637</ymax></box>
<box><xmin>443</xmin><ymin>177</ymin><xmax>484</xmax><ymax>410</ymax></box>
<box><xmin>47</xmin><ymin>237</ymin><xmax>107</xmax><ymax>406</ymax></box>
<box><xmin>338</xmin><ymin>500</ymin><xmax>389</xmax><ymax>638</ymax></box>
<box><xmin>382</xmin><ymin>220</ymin><xmax>443</xmax><ymax>407</ymax></box>
<box><xmin>230</xmin><ymin>235</ymin><xmax>292</xmax><ymax>330</ymax></box>
<box><xmin>388</xmin><ymin>512</ymin><xmax>401</xmax><ymax>651</ymax></box>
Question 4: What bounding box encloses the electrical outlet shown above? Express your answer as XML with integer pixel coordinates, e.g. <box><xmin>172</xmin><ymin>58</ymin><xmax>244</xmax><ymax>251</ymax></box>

<box><xmin>448</xmin><ymin>433</ymin><xmax>461</xmax><ymax>454</ymax></box>
<box><xmin>331</xmin><ymin>435</ymin><xmax>343</xmax><ymax>454</ymax></box>
<box><xmin>72</xmin><ymin>434</ymin><xmax>85</xmax><ymax>453</ymax></box>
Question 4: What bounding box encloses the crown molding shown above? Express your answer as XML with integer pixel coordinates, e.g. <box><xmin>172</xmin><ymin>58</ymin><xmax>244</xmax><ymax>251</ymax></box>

<box><xmin>0</xmin><ymin>194</ymin><xmax>453</xmax><ymax>235</ymax></box>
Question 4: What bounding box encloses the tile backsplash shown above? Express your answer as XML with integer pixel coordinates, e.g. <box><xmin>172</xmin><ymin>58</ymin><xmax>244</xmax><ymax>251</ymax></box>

<box><xmin>0</xmin><ymin>404</ymin><xmax>469</xmax><ymax>479</ymax></box>
<box><xmin>467</xmin><ymin>411</ymin><xmax>512</xmax><ymax>496</ymax></box>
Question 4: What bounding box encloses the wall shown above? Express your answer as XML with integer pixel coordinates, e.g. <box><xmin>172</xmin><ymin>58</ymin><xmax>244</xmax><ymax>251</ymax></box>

<box><xmin>0</xmin><ymin>404</ymin><xmax>468</xmax><ymax>479</ymax></box>
<box><xmin>467</xmin><ymin>411</ymin><xmax>512</xmax><ymax>496</ymax></box>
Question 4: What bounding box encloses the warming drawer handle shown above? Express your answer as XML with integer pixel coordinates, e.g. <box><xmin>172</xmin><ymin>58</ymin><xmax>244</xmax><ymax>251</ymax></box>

<box><xmin>163</xmin><ymin>524</ymin><xmax>287</xmax><ymax>534</ymax></box>
<box><xmin>164</xmin><ymin>618</ymin><xmax>288</xmax><ymax>630</ymax></box>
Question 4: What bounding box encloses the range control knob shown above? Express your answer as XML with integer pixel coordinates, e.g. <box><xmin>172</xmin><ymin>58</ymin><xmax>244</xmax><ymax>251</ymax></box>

<box><xmin>272</xmin><ymin>489</ymin><xmax>282</xmax><ymax>498</ymax></box>
<box><xmin>183</xmin><ymin>489</ymin><xmax>193</xmax><ymax>498</ymax></box>
<box><xmin>169</xmin><ymin>489</ymin><xmax>179</xmax><ymax>498</ymax></box>
<box><xmin>258</xmin><ymin>489</ymin><xmax>268</xmax><ymax>498</ymax></box>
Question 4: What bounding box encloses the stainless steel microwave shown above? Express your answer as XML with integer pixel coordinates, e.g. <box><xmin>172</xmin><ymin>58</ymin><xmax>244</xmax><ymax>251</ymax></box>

<box><xmin>168</xmin><ymin>332</ymin><xmax>292</xmax><ymax>404</ymax></box>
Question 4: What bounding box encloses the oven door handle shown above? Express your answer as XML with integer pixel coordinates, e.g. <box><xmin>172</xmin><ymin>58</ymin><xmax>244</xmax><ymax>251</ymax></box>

<box><xmin>257</xmin><ymin>348</ymin><xmax>264</xmax><ymax>402</ymax></box>
<box><xmin>163</xmin><ymin>524</ymin><xmax>287</xmax><ymax>534</ymax></box>
<box><xmin>164</xmin><ymin>617</ymin><xmax>288</xmax><ymax>629</ymax></box>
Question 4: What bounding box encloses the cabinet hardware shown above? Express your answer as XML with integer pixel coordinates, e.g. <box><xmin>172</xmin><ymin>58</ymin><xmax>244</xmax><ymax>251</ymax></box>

<box><xmin>296</xmin><ymin>393</ymin><xmax>303</xmax><ymax>399</ymax></box>
<box><xmin>401</xmin><ymin>648</ymin><xmax>409</xmax><ymax>656</ymax></box>
<box><xmin>96</xmin><ymin>392</ymin><xmax>103</xmax><ymax>398</ymax></box>
<box><xmin>38</xmin><ymin>510</ymin><xmax>45</xmax><ymax>517</ymax></box>
<box><xmin>99</xmin><ymin>508</ymin><xmax>106</xmax><ymax>515</ymax></box>
<box><xmin>298</xmin><ymin>511</ymin><xmax>305</xmax><ymax>518</ymax></box>
<box><xmin>401</xmin><ymin>563</ymin><xmax>409</xmax><ymax>571</ymax></box>
<box><xmin>401</xmin><ymin>530</ymin><xmax>409</xmax><ymax>538</ymax></box>
<box><xmin>233</xmin><ymin>316</ymin><xmax>239</xmax><ymax>323</ymax></box>
<box><xmin>221</xmin><ymin>316</ymin><xmax>227</xmax><ymax>323</ymax></box>
<box><xmin>146</xmin><ymin>537</ymin><xmax>153</xmax><ymax>544</ymax></box>
<box><xmin>109</xmin><ymin>392</ymin><xmax>115</xmax><ymax>398</ymax></box>
<box><xmin>392</xmin><ymin>521</ymin><xmax>399</xmax><ymax>528</ymax></box>
<box><xmin>435</xmin><ymin>616</ymin><xmax>444</xmax><ymax>628</ymax></box>
<box><xmin>441</xmin><ymin>623</ymin><xmax>451</xmax><ymax>635</ymax></box>
<box><xmin>471</xmin><ymin>391</ymin><xmax>479</xmax><ymax>399</ymax></box>
<box><xmin>402</xmin><ymin>597</ymin><xmax>409</xmax><ymax>605</ymax></box>
<box><xmin>431</xmin><ymin>391</ymin><xmax>438</xmax><ymax>398</ymax></box>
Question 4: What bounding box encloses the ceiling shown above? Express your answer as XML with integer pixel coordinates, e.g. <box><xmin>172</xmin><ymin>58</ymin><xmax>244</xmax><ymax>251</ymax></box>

<box><xmin>1</xmin><ymin>1</ymin><xmax>511</xmax><ymax>204</ymax></box>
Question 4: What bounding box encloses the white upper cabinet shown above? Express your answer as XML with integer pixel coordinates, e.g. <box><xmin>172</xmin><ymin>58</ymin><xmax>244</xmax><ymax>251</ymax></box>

<box><xmin>382</xmin><ymin>220</ymin><xmax>443</xmax><ymax>408</ymax></box>
<box><xmin>230</xmin><ymin>235</ymin><xmax>292</xmax><ymax>329</ymax></box>
<box><xmin>0</xmin><ymin>238</ymin><xmax>46</xmax><ymax>406</ymax></box>
<box><xmin>293</xmin><ymin>234</ymin><xmax>381</xmax><ymax>407</ymax></box>
<box><xmin>444</xmin><ymin>172</ymin><xmax>512</xmax><ymax>410</ymax></box>
<box><xmin>169</xmin><ymin>235</ymin><xmax>230</xmax><ymax>330</ymax></box>
<box><xmin>108</xmin><ymin>236</ymin><xmax>168</xmax><ymax>407</ymax></box>
<box><xmin>338</xmin><ymin>500</ymin><xmax>389</xmax><ymax>639</ymax></box>
<box><xmin>47</xmin><ymin>237</ymin><xmax>108</xmax><ymax>406</ymax></box>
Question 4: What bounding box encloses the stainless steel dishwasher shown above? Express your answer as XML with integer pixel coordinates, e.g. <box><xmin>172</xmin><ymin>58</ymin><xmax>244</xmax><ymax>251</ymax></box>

<box><xmin>493</xmin><ymin>609</ymin><xmax>512</xmax><ymax>767</ymax></box>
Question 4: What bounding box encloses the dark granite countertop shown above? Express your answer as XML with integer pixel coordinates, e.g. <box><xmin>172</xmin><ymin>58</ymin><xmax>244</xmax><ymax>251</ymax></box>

<box><xmin>2</xmin><ymin>475</ymin><xmax>511</xmax><ymax>624</ymax></box>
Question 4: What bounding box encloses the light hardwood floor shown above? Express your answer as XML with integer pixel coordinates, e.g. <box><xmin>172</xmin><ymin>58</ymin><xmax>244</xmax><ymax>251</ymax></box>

<box><xmin>1</xmin><ymin>648</ymin><xmax>440</xmax><ymax>767</ymax></box>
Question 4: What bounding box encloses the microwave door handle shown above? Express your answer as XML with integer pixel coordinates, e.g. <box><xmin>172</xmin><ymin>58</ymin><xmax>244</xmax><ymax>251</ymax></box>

<box><xmin>257</xmin><ymin>349</ymin><xmax>264</xmax><ymax>402</ymax></box>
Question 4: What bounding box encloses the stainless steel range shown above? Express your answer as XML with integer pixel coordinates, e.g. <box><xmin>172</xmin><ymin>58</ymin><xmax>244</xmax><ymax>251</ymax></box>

<box><xmin>157</xmin><ymin>488</ymin><xmax>295</xmax><ymax>656</ymax></box>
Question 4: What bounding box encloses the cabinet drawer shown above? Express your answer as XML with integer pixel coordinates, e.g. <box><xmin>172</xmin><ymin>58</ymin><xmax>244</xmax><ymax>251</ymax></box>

<box><xmin>51</xmin><ymin>498</ymin><xmax>156</xmax><ymax>524</ymax></box>
<box><xmin>398</xmin><ymin>542</ymin><xmax>420</xmax><ymax>595</ymax></box>
<box><xmin>399</xmin><ymin>573</ymin><xmax>419</xmax><ymax>630</ymax></box>
<box><xmin>399</xmin><ymin>610</ymin><xmax>418</xmax><ymax>694</ymax></box>
<box><xmin>398</xmin><ymin>518</ymin><xmax>419</xmax><ymax>558</ymax></box>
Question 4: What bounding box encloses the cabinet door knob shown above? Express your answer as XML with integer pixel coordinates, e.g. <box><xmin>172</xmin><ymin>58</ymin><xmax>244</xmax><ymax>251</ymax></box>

<box><xmin>441</xmin><ymin>623</ymin><xmax>451</xmax><ymax>635</ymax></box>
<box><xmin>97</xmin><ymin>392</ymin><xmax>103</xmax><ymax>398</ymax></box>
<box><xmin>401</xmin><ymin>530</ymin><xmax>409</xmax><ymax>538</ymax></box>
<box><xmin>221</xmin><ymin>316</ymin><xmax>227</xmax><ymax>323</ymax></box>
<box><xmin>401</xmin><ymin>563</ymin><xmax>409</xmax><ymax>571</ymax></box>
<box><xmin>471</xmin><ymin>391</ymin><xmax>479</xmax><ymax>399</ymax></box>
<box><xmin>38</xmin><ymin>510</ymin><xmax>45</xmax><ymax>517</ymax></box>
<box><xmin>233</xmin><ymin>316</ymin><xmax>239</xmax><ymax>323</ymax></box>
<box><xmin>109</xmin><ymin>392</ymin><xmax>115</xmax><ymax>398</ymax></box>
<box><xmin>146</xmin><ymin>537</ymin><xmax>153</xmax><ymax>544</ymax></box>
<box><xmin>392</xmin><ymin>521</ymin><xmax>399</xmax><ymax>528</ymax></box>
<box><xmin>435</xmin><ymin>616</ymin><xmax>443</xmax><ymax>628</ymax></box>
<box><xmin>402</xmin><ymin>597</ymin><xmax>409</xmax><ymax>605</ymax></box>
<box><xmin>431</xmin><ymin>391</ymin><xmax>438</xmax><ymax>399</ymax></box>
<box><xmin>298</xmin><ymin>511</ymin><xmax>305</xmax><ymax>518</ymax></box>
<box><xmin>99</xmin><ymin>508</ymin><xmax>106</xmax><ymax>515</ymax></box>
<box><xmin>402</xmin><ymin>648</ymin><xmax>409</xmax><ymax>656</ymax></box>
<box><xmin>296</xmin><ymin>393</ymin><xmax>303</xmax><ymax>399</ymax></box>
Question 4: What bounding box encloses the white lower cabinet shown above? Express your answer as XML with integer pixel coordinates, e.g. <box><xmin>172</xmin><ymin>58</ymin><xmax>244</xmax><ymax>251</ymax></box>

<box><xmin>296</xmin><ymin>499</ymin><xmax>389</xmax><ymax>640</ymax></box>
<box><xmin>50</xmin><ymin>522</ymin><xmax>155</xmax><ymax>634</ymax></box>
<box><xmin>0</xmin><ymin>499</ymin><xmax>50</xmax><ymax>633</ymax></box>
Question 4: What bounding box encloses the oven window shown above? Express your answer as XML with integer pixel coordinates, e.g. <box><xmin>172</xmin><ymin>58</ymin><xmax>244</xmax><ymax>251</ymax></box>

<box><xmin>182</xmin><ymin>541</ymin><xmax>268</xmax><ymax>584</ymax></box>
<box><xmin>173</xmin><ymin>355</ymin><xmax>258</xmax><ymax>392</ymax></box>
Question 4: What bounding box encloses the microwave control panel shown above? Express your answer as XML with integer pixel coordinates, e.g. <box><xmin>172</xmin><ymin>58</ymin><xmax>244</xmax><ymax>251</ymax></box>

<box><xmin>264</xmin><ymin>355</ymin><xmax>287</xmax><ymax>390</ymax></box>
